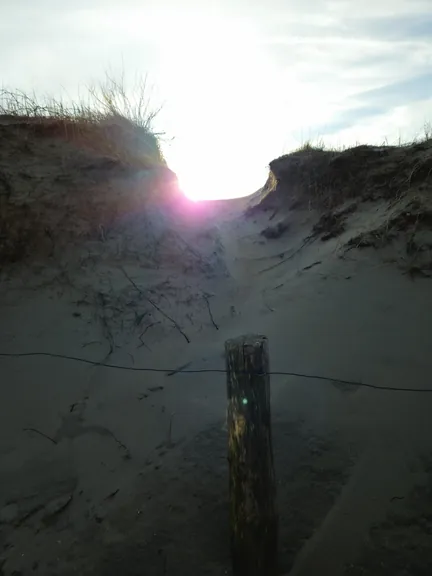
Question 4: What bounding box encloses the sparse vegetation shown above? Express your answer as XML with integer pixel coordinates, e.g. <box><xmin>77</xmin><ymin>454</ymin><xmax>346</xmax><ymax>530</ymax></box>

<box><xmin>248</xmin><ymin>129</ymin><xmax>432</xmax><ymax>278</ymax></box>
<box><xmin>294</xmin><ymin>138</ymin><xmax>327</xmax><ymax>153</ymax></box>
<box><xmin>0</xmin><ymin>73</ymin><xmax>179</xmax><ymax>266</ymax></box>
<box><xmin>0</xmin><ymin>72</ymin><xmax>165</xmax><ymax>169</ymax></box>
<box><xmin>267</xmin><ymin>132</ymin><xmax>432</xmax><ymax>211</ymax></box>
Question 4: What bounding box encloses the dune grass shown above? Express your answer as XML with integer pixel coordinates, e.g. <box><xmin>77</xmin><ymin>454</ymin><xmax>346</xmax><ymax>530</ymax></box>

<box><xmin>267</xmin><ymin>128</ymin><xmax>432</xmax><ymax>210</ymax></box>
<box><xmin>291</xmin><ymin>125</ymin><xmax>432</xmax><ymax>156</ymax></box>
<box><xmin>0</xmin><ymin>72</ymin><xmax>176</xmax><ymax>265</ymax></box>
<box><xmin>0</xmin><ymin>72</ymin><xmax>166</xmax><ymax>169</ymax></box>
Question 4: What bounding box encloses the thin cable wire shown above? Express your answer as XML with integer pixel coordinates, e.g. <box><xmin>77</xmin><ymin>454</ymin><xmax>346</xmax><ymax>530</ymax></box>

<box><xmin>1</xmin><ymin>351</ymin><xmax>431</xmax><ymax>393</ymax></box>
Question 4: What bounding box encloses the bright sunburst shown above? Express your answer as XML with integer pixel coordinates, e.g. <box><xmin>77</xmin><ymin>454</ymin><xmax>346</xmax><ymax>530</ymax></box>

<box><xmin>154</xmin><ymin>11</ymin><xmax>287</xmax><ymax>200</ymax></box>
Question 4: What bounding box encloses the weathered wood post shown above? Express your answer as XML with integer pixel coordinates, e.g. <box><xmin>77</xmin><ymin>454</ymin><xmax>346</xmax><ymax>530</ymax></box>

<box><xmin>225</xmin><ymin>334</ymin><xmax>278</xmax><ymax>576</ymax></box>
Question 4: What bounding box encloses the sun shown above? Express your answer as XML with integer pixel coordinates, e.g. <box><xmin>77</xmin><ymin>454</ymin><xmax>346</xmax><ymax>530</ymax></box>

<box><xmin>176</xmin><ymin>169</ymin><xmax>238</xmax><ymax>202</ymax></box>
<box><xmin>164</xmin><ymin>144</ymin><xmax>269</xmax><ymax>201</ymax></box>
<box><xmin>153</xmin><ymin>11</ymin><xmax>288</xmax><ymax>201</ymax></box>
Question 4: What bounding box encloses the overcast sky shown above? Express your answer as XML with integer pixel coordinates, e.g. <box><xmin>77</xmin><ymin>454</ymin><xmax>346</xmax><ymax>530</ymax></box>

<box><xmin>1</xmin><ymin>0</ymin><xmax>431</xmax><ymax>199</ymax></box>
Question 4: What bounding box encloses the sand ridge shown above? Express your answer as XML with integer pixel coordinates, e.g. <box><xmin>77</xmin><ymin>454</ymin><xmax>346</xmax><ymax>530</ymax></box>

<box><xmin>1</xmin><ymin>119</ymin><xmax>432</xmax><ymax>575</ymax></box>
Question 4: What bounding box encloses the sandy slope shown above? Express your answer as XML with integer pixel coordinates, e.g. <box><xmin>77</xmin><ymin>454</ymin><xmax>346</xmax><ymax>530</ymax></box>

<box><xmin>1</xmin><ymin>123</ymin><xmax>432</xmax><ymax>575</ymax></box>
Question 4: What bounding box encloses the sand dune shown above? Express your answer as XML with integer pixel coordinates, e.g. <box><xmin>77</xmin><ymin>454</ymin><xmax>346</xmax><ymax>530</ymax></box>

<box><xmin>1</xmin><ymin>118</ymin><xmax>432</xmax><ymax>575</ymax></box>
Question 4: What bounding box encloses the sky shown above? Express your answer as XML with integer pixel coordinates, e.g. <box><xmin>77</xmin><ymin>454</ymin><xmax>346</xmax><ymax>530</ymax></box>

<box><xmin>1</xmin><ymin>0</ymin><xmax>431</xmax><ymax>200</ymax></box>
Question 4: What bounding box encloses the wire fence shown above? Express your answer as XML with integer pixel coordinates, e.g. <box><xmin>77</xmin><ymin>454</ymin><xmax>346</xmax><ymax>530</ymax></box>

<box><xmin>1</xmin><ymin>351</ymin><xmax>431</xmax><ymax>393</ymax></box>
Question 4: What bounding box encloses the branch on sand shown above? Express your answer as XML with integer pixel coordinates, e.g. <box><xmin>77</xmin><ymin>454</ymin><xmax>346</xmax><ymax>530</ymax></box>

<box><xmin>203</xmin><ymin>293</ymin><xmax>219</xmax><ymax>330</ymax></box>
<box><xmin>120</xmin><ymin>267</ymin><xmax>190</xmax><ymax>343</ymax></box>
<box><xmin>23</xmin><ymin>428</ymin><xmax>57</xmax><ymax>445</ymax></box>
<box><xmin>258</xmin><ymin>235</ymin><xmax>316</xmax><ymax>274</ymax></box>
<box><xmin>138</xmin><ymin>321</ymin><xmax>161</xmax><ymax>350</ymax></box>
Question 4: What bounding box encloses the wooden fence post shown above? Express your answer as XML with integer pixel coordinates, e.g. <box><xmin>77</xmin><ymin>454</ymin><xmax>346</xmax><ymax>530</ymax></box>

<box><xmin>225</xmin><ymin>334</ymin><xmax>278</xmax><ymax>576</ymax></box>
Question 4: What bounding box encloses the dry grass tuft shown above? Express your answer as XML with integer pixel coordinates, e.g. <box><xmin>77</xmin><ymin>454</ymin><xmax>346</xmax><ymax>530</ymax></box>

<box><xmin>0</xmin><ymin>73</ymin><xmax>179</xmax><ymax>266</ymax></box>
<box><xmin>0</xmin><ymin>72</ymin><xmax>165</xmax><ymax>169</ymax></box>
<box><xmin>267</xmin><ymin>134</ymin><xmax>432</xmax><ymax>211</ymax></box>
